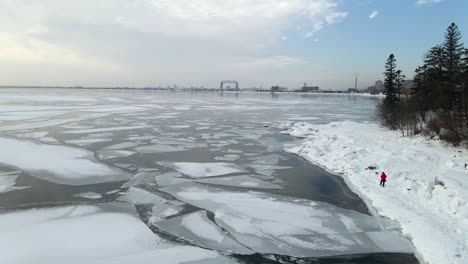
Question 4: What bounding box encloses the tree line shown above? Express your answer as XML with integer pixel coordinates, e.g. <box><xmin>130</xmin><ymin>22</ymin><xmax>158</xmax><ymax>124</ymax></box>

<box><xmin>379</xmin><ymin>23</ymin><xmax>468</xmax><ymax>145</ymax></box>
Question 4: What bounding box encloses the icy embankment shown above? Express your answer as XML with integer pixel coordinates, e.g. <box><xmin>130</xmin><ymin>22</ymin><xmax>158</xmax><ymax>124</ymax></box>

<box><xmin>277</xmin><ymin>121</ymin><xmax>468</xmax><ymax>264</ymax></box>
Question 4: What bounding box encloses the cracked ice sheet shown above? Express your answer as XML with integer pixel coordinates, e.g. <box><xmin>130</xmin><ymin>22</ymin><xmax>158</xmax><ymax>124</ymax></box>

<box><xmin>0</xmin><ymin>171</ymin><xmax>20</xmax><ymax>193</ymax></box>
<box><xmin>155</xmin><ymin>211</ymin><xmax>254</xmax><ymax>255</ymax></box>
<box><xmin>135</xmin><ymin>145</ymin><xmax>187</xmax><ymax>153</ymax></box>
<box><xmin>62</xmin><ymin>125</ymin><xmax>151</xmax><ymax>134</ymax></box>
<box><xmin>161</xmin><ymin>183</ymin><xmax>414</xmax><ymax>258</ymax></box>
<box><xmin>149</xmin><ymin>201</ymin><xmax>184</xmax><ymax>223</ymax></box>
<box><xmin>0</xmin><ymin>203</ymin><xmax>237</xmax><ymax>264</ymax></box>
<box><xmin>0</xmin><ymin>110</ymin><xmax>71</xmax><ymax>121</ymax></box>
<box><xmin>0</xmin><ymin>137</ymin><xmax>130</xmax><ymax>185</ymax></box>
<box><xmin>156</xmin><ymin>172</ymin><xmax>193</xmax><ymax>186</ymax></box>
<box><xmin>98</xmin><ymin>150</ymin><xmax>136</xmax><ymax>159</ymax></box>
<box><xmin>196</xmin><ymin>175</ymin><xmax>283</xmax><ymax>189</ymax></box>
<box><xmin>158</xmin><ymin>162</ymin><xmax>248</xmax><ymax>178</ymax></box>
<box><xmin>124</xmin><ymin>187</ymin><xmax>165</xmax><ymax>205</ymax></box>
<box><xmin>121</xmin><ymin>171</ymin><xmax>159</xmax><ymax>188</ymax></box>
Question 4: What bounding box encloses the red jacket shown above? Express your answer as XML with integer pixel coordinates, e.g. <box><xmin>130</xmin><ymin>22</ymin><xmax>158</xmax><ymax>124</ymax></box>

<box><xmin>381</xmin><ymin>172</ymin><xmax>387</xmax><ymax>181</ymax></box>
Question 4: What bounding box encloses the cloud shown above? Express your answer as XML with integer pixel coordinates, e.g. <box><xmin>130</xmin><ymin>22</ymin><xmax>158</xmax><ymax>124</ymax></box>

<box><xmin>325</xmin><ymin>12</ymin><xmax>348</xmax><ymax>24</ymax></box>
<box><xmin>369</xmin><ymin>10</ymin><xmax>379</xmax><ymax>20</ymax></box>
<box><xmin>416</xmin><ymin>0</ymin><xmax>443</xmax><ymax>5</ymax></box>
<box><xmin>0</xmin><ymin>0</ymin><xmax>347</xmax><ymax>87</ymax></box>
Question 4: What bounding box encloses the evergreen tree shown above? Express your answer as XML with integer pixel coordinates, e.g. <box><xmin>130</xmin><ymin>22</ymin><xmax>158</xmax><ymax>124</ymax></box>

<box><xmin>383</xmin><ymin>54</ymin><xmax>399</xmax><ymax>103</ymax></box>
<box><xmin>442</xmin><ymin>23</ymin><xmax>465</xmax><ymax>110</ymax></box>
<box><xmin>395</xmin><ymin>69</ymin><xmax>405</xmax><ymax>99</ymax></box>
<box><xmin>380</xmin><ymin>54</ymin><xmax>404</xmax><ymax>129</ymax></box>
<box><xmin>421</xmin><ymin>45</ymin><xmax>445</xmax><ymax>110</ymax></box>
<box><xmin>425</xmin><ymin>45</ymin><xmax>445</xmax><ymax>74</ymax></box>
<box><xmin>463</xmin><ymin>48</ymin><xmax>468</xmax><ymax>127</ymax></box>
<box><xmin>412</xmin><ymin>65</ymin><xmax>429</xmax><ymax>120</ymax></box>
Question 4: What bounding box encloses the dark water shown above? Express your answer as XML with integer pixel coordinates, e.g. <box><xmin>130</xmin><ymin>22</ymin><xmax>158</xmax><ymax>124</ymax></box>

<box><xmin>0</xmin><ymin>89</ymin><xmax>418</xmax><ymax>263</ymax></box>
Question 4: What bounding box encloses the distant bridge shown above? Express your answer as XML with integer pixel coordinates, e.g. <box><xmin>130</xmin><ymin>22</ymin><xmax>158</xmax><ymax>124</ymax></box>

<box><xmin>220</xmin><ymin>80</ymin><xmax>239</xmax><ymax>91</ymax></box>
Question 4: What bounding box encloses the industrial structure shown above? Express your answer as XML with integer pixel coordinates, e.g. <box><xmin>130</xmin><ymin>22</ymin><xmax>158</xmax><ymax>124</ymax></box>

<box><xmin>300</xmin><ymin>83</ymin><xmax>319</xmax><ymax>92</ymax></box>
<box><xmin>271</xmin><ymin>85</ymin><xmax>288</xmax><ymax>92</ymax></box>
<box><xmin>220</xmin><ymin>80</ymin><xmax>240</xmax><ymax>91</ymax></box>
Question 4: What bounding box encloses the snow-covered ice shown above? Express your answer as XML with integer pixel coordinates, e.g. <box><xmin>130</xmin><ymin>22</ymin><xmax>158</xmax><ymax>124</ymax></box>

<box><xmin>98</xmin><ymin>150</ymin><xmax>136</xmax><ymax>159</ymax></box>
<box><xmin>124</xmin><ymin>187</ymin><xmax>165</xmax><ymax>205</ymax></box>
<box><xmin>65</xmin><ymin>138</ymin><xmax>113</xmax><ymax>146</ymax></box>
<box><xmin>214</xmin><ymin>154</ymin><xmax>240</xmax><ymax>161</ymax></box>
<box><xmin>74</xmin><ymin>192</ymin><xmax>103</xmax><ymax>199</ymax></box>
<box><xmin>155</xmin><ymin>172</ymin><xmax>193</xmax><ymax>186</ymax></box>
<box><xmin>280</xmin><ymin>121</ymin><xmax>468</xmax><ymax>264</ymax></box>
<box><xmin>155</xmin><ymin>211</ymin><xmax>254</xmax><ymax>255</ymax></box>
<box><xmin>157</xmin><ymin>162</ymin><xmax>247</xmax><ymax>178</ymax></box>
<box><xmin>121</xmin><ymin>171</ymin><xmax>158</xmax><ymax>188</ymax></box>
<box><xmin>0</xmin><ymin>171</ymin><xmax>20</xmax><ymax>193</ymax></box>
<box><xmin>161</xmin><ymin>183</ymin><xmax>414</xmax><ymax>257</ymax></box>
<box><xmin>149</xmin><ymin>201</ymin><xmax>184</xmax><ymax>223</ymax></box>
<box><xmin>104</xmin><ymin>142</ymin><xmax>139</xmax><ymax>150</ymax></box>
<box><xmin>0</xmin><ymin>137</ymin><xmax>130</xmax><ymax>185</ymax></box>
<box><xmin>63</xmin><ymin>125</ymin><xmax>151</xmax><ymax>134</ymax></box>
<box><xmin>0</xmin><ymin>203</ymin><xmax>237</xmax><ymax>264</ymax></box>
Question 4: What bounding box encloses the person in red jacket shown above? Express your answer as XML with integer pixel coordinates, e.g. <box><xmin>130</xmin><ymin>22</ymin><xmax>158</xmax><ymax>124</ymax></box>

<box><xmin>380</xmin><ymin>172</ymin><xmax>387</xmax><ymax>187</ymax></box>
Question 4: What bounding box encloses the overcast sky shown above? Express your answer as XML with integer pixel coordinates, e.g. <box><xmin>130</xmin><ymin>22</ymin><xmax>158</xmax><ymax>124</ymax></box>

<box><xmin>0</xmin><ymin>0</ymin><xmax>467</xmax><ymax>90</ymax></box>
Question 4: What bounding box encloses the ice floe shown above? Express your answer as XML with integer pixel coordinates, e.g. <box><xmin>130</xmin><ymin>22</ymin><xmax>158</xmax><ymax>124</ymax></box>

<box><xmin>104</xmin><ymin>142</ymin><xmax>140</xmax><ymax>150</ymax></box>
<box><xmin>63</xmin><ymin>125</ymin><xmax>151</xmax><ymax>134</ymax></box>
<box><xmin>65</xmin><ymin>138</ymin><xmax>113</xmax><ymax>146</ymax></box>
<box><xmin>149</xmin><ymin>199</ymin><xmax>184</xmax><ymax>223</ymax></box>
<box><xmin>75</xmin><ymin>192</ymin><xmax>103</xmax><ymax>199</ymax></box>
<box><xmin>124</xmin><ymin>187</ymin><xmax>165</xmax><ymax>205</ymax></box>
<box><xmin>135</xmin><ymin>145</ymin><xmax>187</xmax><ymax>153</ymax></box>
<box><xmin>155</xmin><ymin>211</ymin><xmax>254</xmax><ymax>255</ymax></box>
<box><xmin>0</xmin><ymin>137</ymin><xmax>130</xmax><ymax>185</ymax></box>
<box><xmin>195</xmin><ymin>175</ymin><xmax>283</xmax><ymax>189</ymax></box>
<box><xmin>157</xmin><ymin>162</ymin><xmax>247</xmax><ymax>178</ymax></box>
<box><xmin>0</xmin><ymin>203</ymin><xmax>237</xmax><ymax>264</ymax></box>
<box><xmin>121</xmin><ymin>171</ymin><xmax>159</xmax><ymax>188</ymax></box>
<box><xmin>0</xmin><ymin>110</ymin><xmax>70</xmax><ymax>121</ymax></box>
<box><xmin>161</xmin><ymin>183</ymin><xmax>414</xmax><ymax>257</ymax></box>
<box><xmin>0</xmin><ymin>171</ymin><xmax>20</xmax><ymax>193</ymax></box>
<box><xmin>98</xmin><ymin>150</ymin><xmax>136</xmax><ymax>159</ymax></box>
<box><xmin>214</xmin><ymin>154</ymin><xmax>240</xmax><ymax>161</ymax></box>
<box><xmin>155</xmin><ymin>172</ymin><xmax>193</xmax><ymax>186</ymax></box>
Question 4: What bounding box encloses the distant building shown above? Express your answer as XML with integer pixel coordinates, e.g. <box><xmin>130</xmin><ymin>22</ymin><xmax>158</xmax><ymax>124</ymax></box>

<box><xmin>271</xmin><ymin>85</ymin><xmax>288</xmax><ymax>92</ymax></box>
<box><xmin>347</xmin><ymin>88</ymin><xmax>360</xmax><ymax>93</ymax></box>
<box><xmin>367</xmin><ymin>80</ymin><xmax>384</xmax><ymax>95</ymax></box>
<box><xmin>301</xmin><ymin>83</ymin><xmax>319</xmax><ymax>92</ymax></box>
<box><xmin>375</xmin><ymin>80</ymin><xmax>384</xmax><ymax>91</ymax></box>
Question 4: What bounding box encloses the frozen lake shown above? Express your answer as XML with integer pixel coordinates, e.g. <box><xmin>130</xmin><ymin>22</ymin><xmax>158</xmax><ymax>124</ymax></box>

<box><xmin>0</xmin><ymin>88</ymin><xmax>417</xmax><ymax>264</ymax></box>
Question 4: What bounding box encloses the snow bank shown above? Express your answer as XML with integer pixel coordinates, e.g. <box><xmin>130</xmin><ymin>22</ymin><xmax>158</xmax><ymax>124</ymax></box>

<box><xmin>279</xmin><ymin>121</ymin><xmax>468</xmax><ymax>264</ymax></box>
<box><xmin>0</xmin><ymin>137</ymin><xmax>130</xmax><ymax>185</ymax></box>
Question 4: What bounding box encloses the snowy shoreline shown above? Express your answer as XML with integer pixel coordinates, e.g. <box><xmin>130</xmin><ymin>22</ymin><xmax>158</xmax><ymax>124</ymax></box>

<box><xmin>277</xmin><ymin>121</ymin><xmax>468</xmax><ymax>264</ymax></box>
